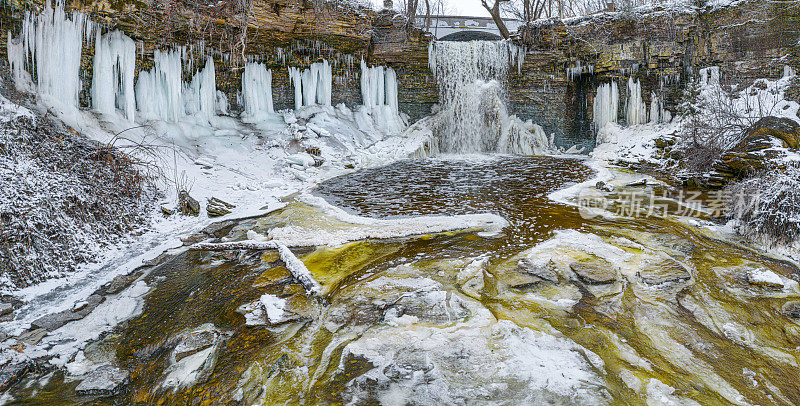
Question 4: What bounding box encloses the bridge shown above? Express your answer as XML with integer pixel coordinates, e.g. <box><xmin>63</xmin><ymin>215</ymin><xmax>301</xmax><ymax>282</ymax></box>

<box><xmin>413</xmin><ymin>15</ymin><xmax>525</xmax><ymax>41</ymax></box>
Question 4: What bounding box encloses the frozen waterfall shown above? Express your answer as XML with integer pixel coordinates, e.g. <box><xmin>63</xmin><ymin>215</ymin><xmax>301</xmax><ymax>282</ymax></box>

<box><xmin>6</xmin><ymin>0</ymin><xmax>95</xmax><ymax>108</ymax></box>
<box><xmin>241</xmin><ymin>62</ymin><xmax>274</xmax><ymax>121</ymax></box>
<box><xmin>592</xmin><ymin>82</ymin><xmax>619</xmax><ymax>132</ymax></box>
<box><xmin>289</xmin><ymin>60</ymin><xmax>332</xmax><ymax>110</ymax></box>
<box><xmin>184</xmin><ymin>57</ymin><xmax>217</xmax><ymax>121</ymax></box>
<box><xmin>358</xmin><ymin>60</ymin><xmax>405</xmax><ymax>135</ymax></box>
<box><xmin>91</xmin><ymin>30</ymin><xmax>136</xmax><ymax>121</ymax></box>
<box><xmin>135</xmin><ymin>49</ymin><xmax>184</xmax><ymax>122</ymax></box>
<box><xmin>625</xmin><ymin>77</ymin><xmax>647</xmax><ymax>125</ymax></box>
<box><xmin>360</xmin><ymin>60</ymin><xmax>399</xmax><ymax>114</ymax></box>
<box><xmin>428</xmin><ymin>40</ymin><xmax>549</xmax><ymax>154</ymax></box>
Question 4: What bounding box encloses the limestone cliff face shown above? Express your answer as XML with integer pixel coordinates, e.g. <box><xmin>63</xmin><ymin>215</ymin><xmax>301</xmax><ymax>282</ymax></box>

<box><xmin>3</xmin><ymin>0</ymin><xmax>798</xmax><ymax>145</ymax></box>
<box><xmin>515</xmin><ymin>0</ymin><xmax>800</xmax><ymax>147</ymax></box>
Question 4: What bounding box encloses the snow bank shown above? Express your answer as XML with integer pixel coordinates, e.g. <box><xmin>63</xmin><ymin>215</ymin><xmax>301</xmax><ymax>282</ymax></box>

<box><xmin>263</xmin><ymin>193</ymin><xmax>508</xmax><ymax>247</ymax></box>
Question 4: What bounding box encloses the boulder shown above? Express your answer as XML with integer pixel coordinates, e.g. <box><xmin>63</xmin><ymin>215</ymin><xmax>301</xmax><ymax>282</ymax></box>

<box><xmin>637</xmin><ymin>258</ymin><xmax>691</xmax><ymax>286</ymax></box>
<box><xmin>105</xmin><ymin>273</ymin><xmax>138</xmax><ymax>295</ymax></box>
<box><xmin>31</xmin><ymin>311</ymin><xmax>80</xmax><ymax>332</ymax></box>
<box><xmin>517</xmin><ymin>259</ymin><xmax>559</xmax><ymax>282</ymax></box>
<box><xmin>782</xmin><ymin>301</ymin><xmax>800</xmax><ymax>318</ymax></box>
<box><xmin>570</xmin><ymin>261</ymin><xmax>617</xmax><ymax>285</ymax></box>
<box><xmin>75</xmin><ymin>365</ymin><xmax>129</xmax><ymax>398</ymax></box>
<box><xmin>17</xmin><ymin>328</ymin><xmax>47</xmax><ymax>345</ymax></box>
<box><xmin>173</xmin><ymin>329</ymin><xmax>220</xmax><ymax>362</ymax></box>
<box><xmin>0</xmin><ymin>303</ymin><xmax>12</xmax><ymax>316</ymax></box>
<box><xmin>207</xmin><ymin>197</ymin><xmax>235</xmax><ymax>218</ymax></box>
<box><xmin>710</xmin><ymin>116</ymin><xmax>800</xmax><ymax>188</ymax></box>
<box><xmin>746</xmin><ymin>269</ymin><xmax>785</xmax><ymax>290</ymax></box>
<box><xmin>178</xmin><ymin>190</ymin><xmax>200</xmax><ymax>216</ymax></box>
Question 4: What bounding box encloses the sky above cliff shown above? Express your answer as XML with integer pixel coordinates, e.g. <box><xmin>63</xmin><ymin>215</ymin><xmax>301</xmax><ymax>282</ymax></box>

<box><xmin>370</xmin><ymin>0</ymin><xmax>491</xmax><ymax>16</ymax></box>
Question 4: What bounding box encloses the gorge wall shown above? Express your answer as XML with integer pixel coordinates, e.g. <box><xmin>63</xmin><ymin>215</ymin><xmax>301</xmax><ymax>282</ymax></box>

<box><xmin>2</xmin><ymin>0</ymin><xmax>799</xmax><ymax>148</ymax></box>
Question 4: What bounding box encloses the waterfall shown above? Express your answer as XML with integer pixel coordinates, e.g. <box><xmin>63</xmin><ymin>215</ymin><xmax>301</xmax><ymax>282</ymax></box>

<box><xmin>625</xmin><ymin>77</ymin><xmax>647</xmax><ymax>125</ymax></box>
<box><xmin>6</xmin><ymin>0</ymin><xmax>95</xmax><ymax>108</ymax></box>
<box><xmin>91</xmin><ymin>30</ymin><xmax>136</xmax><ymax>121</ymax></box>
<box><xmin>428</xmin><ymin>40</ymin><xmax>549</xmax><ymax>154</ymax></box>
<box><xmin>241</xmin><ymin>62</ymin><xmax>274</xmax><ymax>121</ymax></box>
<box><xmin>592</xmin><ymin>82</ymin><xmax>619</xmax><ymax>132</ymax></box>
<box><xmin>289</xmin><ymin>60</ymin><xmax>333</xmax><ymax>110</ymax></box>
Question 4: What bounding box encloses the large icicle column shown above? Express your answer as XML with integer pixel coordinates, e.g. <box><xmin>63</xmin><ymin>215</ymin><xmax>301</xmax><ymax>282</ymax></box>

<box><xmin>359</xmin><ymin>60</ymin><xmax>405</xmax><ymax>134</ymax></box>
<box><xmin>289</xmin><ymin>60</ymin><xmax>333</xmax><ymax>109</ymax></box>
<box><xmin>241</xmin><ymin>62</ymin><xmax>275</xmax><ymax>121</ymax></box>
<box><xmin>428</xmin><ymin>40</ymin><xmax>549</xmax><ymax>154</ymax></box>
<box><xmin>92</xmin><ymin>30</ymin><xmax>136</xmax><ymax>121</ymax></box>
<box><xmin>593</xmin><ymin>82</ymin><xmax>619</xmax><ymax>132</ymax></box>
<box><xmin>6</xmin><ymin>0</ymin><xmax>95</xmax><ymax>108</ymax></box>
<box><xmin>625</xmin><ymin>77</ymin><xmax>647</xmax><ymax>125</ymax></box>
<box><xmin>135</xmin><ymin>49</ymin><xmax>184</xmax><ymax>122</ymax></box>
<box><xmin>184</xmin><ymin>56</ymin><xmax>217</xmax><ymax>121</ymax></box>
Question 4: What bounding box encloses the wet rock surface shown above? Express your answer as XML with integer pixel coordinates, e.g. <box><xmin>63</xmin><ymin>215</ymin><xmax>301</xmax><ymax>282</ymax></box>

<box><xmin>637</xmin><ymin>258</ymin><xmax>692</xmax><ymax>286</ymax></box>
<box><xmin>75</xmin><ymin>365</ymin><xmax>129</xmax><ymax>397</ymax></box>
<box><xmin>783</xmin><ymin>301</ymin><xmax>800</xmax><ymax>318</ymax></box>
<box><xmin>570</xmin><ymin>261</ymin><xmax>617</xmax><ymax>285</ymax></box>
<box><xmin>0</xmin><ymin>362</ymin><xmax>31</xmax><ymax>391</ymax></box>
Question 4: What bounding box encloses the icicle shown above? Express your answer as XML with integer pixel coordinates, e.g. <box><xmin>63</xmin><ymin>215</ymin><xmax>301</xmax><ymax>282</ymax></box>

<box><xmin>7</xmin><ymin>0</ymin><xmax>95</xmax><ymax>108</ymax></box>
<box><xmin>649</xmin><ymin>91</ymin><xmax>664</xmax><ymax>124</ymax></box>
<box><xmin>216</xmin><ymin>91</ymin><xmax>229</xmax><ymax>115</ymax></box>
<box><xmin>593</xmin><ymin>82</ymin><xmax>619</xmax><ymax>132</ymax></box>
<box><xmin>91</xmin><ymin>30</ymin><xmax>136</xmax><ymax>121</ymax></box>
<box><xmin>289</xmin><ymin>60</ymin><xmax>333</xmax><ymax>110</ymax></box>
<box><xmin>784</xmin><ymin>65</ymin><xmax>796</xmax><ymax>78</ymax></box>
<box><xmin>135</xmin><ymin>49</ymin><xmax>184</xmax><ymax>122</ymax></box>
<box><xmin>241</xmin><ymin>61</ymin><xmax>274</xmax><ymax>120</ymax></box>
<box><xmin>184</xmin><ymin>56</ymin><xmax>217</xmax><ymax>121</ymax></box>
<box><xmin>386</xmin><ymin>67</ymin><xmax>399</xmax><ymax>115</ymax></box>
<box><xmin>625</xmin><ymin>77</ymin><xmax>647</xmax><ymax>126</ymax></box>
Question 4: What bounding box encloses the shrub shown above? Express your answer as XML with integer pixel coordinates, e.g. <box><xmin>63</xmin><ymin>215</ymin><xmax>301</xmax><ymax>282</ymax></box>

<box><xmin>725</xmin><ymin>162</ymin><xmax>800</xmax><ymax>246</ymax></box>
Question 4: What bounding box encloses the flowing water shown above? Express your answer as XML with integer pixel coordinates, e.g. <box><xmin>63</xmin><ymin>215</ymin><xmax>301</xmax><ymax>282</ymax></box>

<box><xmin>10</xmin><ymin>156</ymin><xmax>800</xmax><ymax>405</ymax></box>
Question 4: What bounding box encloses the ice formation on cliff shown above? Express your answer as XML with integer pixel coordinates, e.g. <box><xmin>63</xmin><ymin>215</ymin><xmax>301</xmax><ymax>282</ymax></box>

<box><xmin>289</xmin><ymin>60</ymin><xmax>333</xmax><ymax>110</ymax></box>
<box><xmin>593</xmin><ymin>82</ymin><xmax>619</xmax><ymax>132</ymax></box>
<box><xmin>240</xmin><ymin>62</ymin><xmax>275</xmax><ymax>121</ymax></box>
<box><xmin>91</xmin><ymin>30</ymin><xmax>136</xmax><ymax>121</ymax></box>
<box><xmin>135</xmin><ymin>49</ymin><xmax>184</xmax><ymax>122</ymax></box>
<box><xmin>6</xmin><ymin>0</ymin><xmax>95</xmax><ymax>108</ymax></box>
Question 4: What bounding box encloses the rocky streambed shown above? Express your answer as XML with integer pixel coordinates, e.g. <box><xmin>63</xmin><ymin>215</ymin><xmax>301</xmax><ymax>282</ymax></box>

<box><xmin>3</xmin><ymin>156</ymin><xmax>800</xmax><ymax>405</ymax></box>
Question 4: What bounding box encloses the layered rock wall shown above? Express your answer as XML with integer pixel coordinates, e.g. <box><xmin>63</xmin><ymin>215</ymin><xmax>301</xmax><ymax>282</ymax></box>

<box><xmin>3</xmin><ymin>0</ymin><xmax>798</xmax><ymax>146</ymax></box>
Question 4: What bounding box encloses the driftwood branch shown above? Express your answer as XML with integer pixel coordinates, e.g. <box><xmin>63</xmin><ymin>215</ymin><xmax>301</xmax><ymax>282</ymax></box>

<box><xmin>190</xmin><ymin>240</ymin><xmax>321</xmax><ymax>294</ymax></box>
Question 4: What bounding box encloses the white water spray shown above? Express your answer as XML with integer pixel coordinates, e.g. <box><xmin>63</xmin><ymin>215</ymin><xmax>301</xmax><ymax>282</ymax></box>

<box><xmin>6</xmin><ymin>0</ymin><xmax>94</xmax><ymax>108</ymax></box>
<box><xmin>91</xmin><ymin>30</ymin><xmax>136</xmax><ymax>121</ymax></box>
<box><xmin>428</xmin><ymin>40</ymin><xmax>549</xmax><ymax>154</ymax></box>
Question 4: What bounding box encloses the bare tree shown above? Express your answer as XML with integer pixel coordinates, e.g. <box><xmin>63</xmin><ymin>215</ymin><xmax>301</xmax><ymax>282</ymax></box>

<box><xmin>481</xmin><ymin>0</ymin><xmax>512</xmax><ymax>39</ymax></box>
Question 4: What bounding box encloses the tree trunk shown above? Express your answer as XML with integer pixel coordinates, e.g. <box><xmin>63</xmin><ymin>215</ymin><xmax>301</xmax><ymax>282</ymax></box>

<box><xmin>424</xmin><ymin>0</ymin><xmax>431</xmax><ymax>31</ymax></box>
<box><xmin>481</xmin><ymin>0</ymin><xmax>511</xmax><ymax>39</ymax></box>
